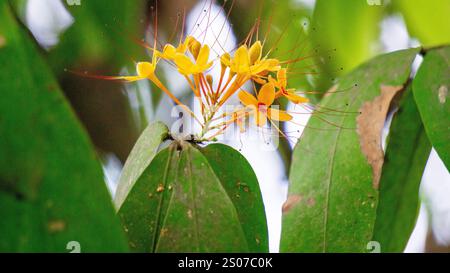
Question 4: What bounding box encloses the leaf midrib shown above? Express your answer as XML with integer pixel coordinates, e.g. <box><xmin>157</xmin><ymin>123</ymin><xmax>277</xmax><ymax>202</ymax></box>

<box><xmin>152</xmin><ymin>147</ymin><xmax>175</xmax><ymax>252</ymax></box>
<box><xmin>186</xmin><ymin>147</ymin><xmax>201</xmax><ymax>252</ymax></box>
<box><xmin>321</xmin><ymin>83</ymin><xmax>369</xmax><ymax>252</ymax></box>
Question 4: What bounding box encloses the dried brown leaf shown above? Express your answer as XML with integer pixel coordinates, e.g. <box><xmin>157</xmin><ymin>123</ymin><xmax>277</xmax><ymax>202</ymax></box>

<box><xmin>357</xmin><ymin>85</ymin><xmax>404</xmax><ymax>189</ymax></box>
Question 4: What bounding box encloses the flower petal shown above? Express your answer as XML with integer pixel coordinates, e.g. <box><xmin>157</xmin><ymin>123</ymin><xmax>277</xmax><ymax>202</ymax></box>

<box><xmin>196</xmin><ymin>45</ymin><xmax>210</xmax><ymax>65</ymax></box>
<box><xmin>265</xmin><ymin>59</ymin><xmax>281</xmax><ymax>71</ymax></box>
<box><xmin>252</xmin><ymin>76</ymin><xmax>267</xmax><ymax>85</ymax></box>
<box><xmin>232</xmin><ymin>45</ymin><xmax>250</xmax><ymax>72</ymax></box>
<box><xmin>257</xmin><ymin>83</ymin><xmax>275</xmax><ymax>106</ymax></box>
<box><xmin>162</xmin><ymin>44</ymin><xmax>176</xmax><ymax>60</ymax></box>
<box><xmin>249</xmin><ymin>41</ymin><xmax>262</xmax><ymax>64</ymax></box>
<box><xmin>174</xmin><ymin>54</ymin><xmax>195</xmax><ymax>75</ymax></box>
<box><xmin>197</xmin><ymin>61</ymin><xmax>213</xmax><ymax>74</ymax></box>
<box><xmin>238</xmin><ymin>90</ymin><xmax>258</xmax><ymax>106</ymax></box>
<box><xmin>189</xmin><ymin>39</ymin><xmax>201</xmax><ymax>59</ymax></box>
<box><xmin>136</xmin><ymin>62</ymin><xmax>155</xmax><ymax>77</ymax></box>
<box><xmin>176</xmin><ymin>43</ymin><xmax>188</xmax><ymax>53</ymax></box>
<box><xmin>185</xmin><ymin>36</ymin><xmax>197</xmax><ymax>47</ymax></box>
<box><xmin>267</xmin><ymin>108</ymin><xmax>292</xmax><ymax>121</ymax></box>
<box><xmin>285</xmin><ymin>92</ymin><xmax>309</xmax><ymax>104</ymax></box>
<box><xmin>221</xmin><ymin>53</ymin><xmax>231</xmax><ymax>67</ymax></box>
<box><xmin>277</xmin><ymin>68</ymin><xmax>287</xmax><ymax>88</ymax></box>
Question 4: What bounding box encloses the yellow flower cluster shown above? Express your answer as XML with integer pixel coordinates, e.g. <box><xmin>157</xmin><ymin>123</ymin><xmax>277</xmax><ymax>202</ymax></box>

<box><xmin>111</xmin><ymin>35</ymin><xmax>309</xmax><ymax>141</ymax></box>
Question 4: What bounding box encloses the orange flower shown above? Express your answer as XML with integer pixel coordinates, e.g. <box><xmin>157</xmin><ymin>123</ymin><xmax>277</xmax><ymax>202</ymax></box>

<box><xmin>238</xmin><ymin>83</ymin><xmax>292</xmax><ymax>127</ymax></box>
<box><xmin>218</xmin><ymin>41</ymin><xmax>281</xmax><ymax>106</ymax></box>
<box><xmin>159</xmin><ymin>36</ymin><xmax>196</xmax><ymax>60</ymax></box>
<box><xmin>269</xmin><ymin>68</ymin><xmax>309</xmax><ymax>104</ymax></box>
<box><xmin>174</xmin><ymin>44</ymin><xmax>213</xmax><ymax>75</ymax></box>
<box><xmin>225</xmin><ymin>41</ymin><xmax>280</xmax><ymax>79</ymax></box>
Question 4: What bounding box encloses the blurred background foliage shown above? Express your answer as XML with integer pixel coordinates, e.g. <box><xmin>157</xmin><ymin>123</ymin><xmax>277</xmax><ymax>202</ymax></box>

<box><xmin>1</xmin><ymin>0</ymin><xmax>450</xmax><ymax>252</ymax></box>
<box><xmin>393</xmin><ymin>0</ymin><xmax>450</xmax><ymax>47</ymax></box>
<box><xmin>8</xmin><ymin>0</ymin><xmax>449</xmax><ymax>162</ymax></box>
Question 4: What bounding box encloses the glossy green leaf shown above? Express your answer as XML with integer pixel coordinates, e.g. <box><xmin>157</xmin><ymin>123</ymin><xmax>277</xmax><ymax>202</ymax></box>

<box><xmin>114</xmin><ymin>122</ymin><xmax>169</xmax><ymax>210</ymax></box>
<box><xmin>311</xmin><ymin>0</ymin><xmax>383</xmax><ymax>93</ymax></box>
<box><xmin>394</xmin><ymin>0</ymin><xmax>450</xmax><ymax>47</ymax></box>
<box><xmin>372</xmin><ymin>85</ymin><xmax>431</xmax><ymax>253</ymax></box>
<box><xmin>118</xmin><ymin>142</ymin><xmax>249</xmax><ymax>252</ymax></box>
<box><xmin>201</xmin><ymin>144</ymin><xmax>268</xmax><ymax>253</ymax></box>
<box><xmin>413</xmin><ymin>46</ymin><xmax>450</xmax><ymax>171</ymax></box>
<box><xmin>0</xmin><ymin>2</ymin><xmax>128</xmax><ymax>252</ymax></box>
<box><xmin>281</xmin><ymin>48</ymin><xmax>420</xmax><ymax>252</ymax></box>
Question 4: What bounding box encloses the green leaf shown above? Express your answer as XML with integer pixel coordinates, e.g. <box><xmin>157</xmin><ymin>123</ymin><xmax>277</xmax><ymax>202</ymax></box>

<box><xmin>0</xmin><ymin>2</ymin><xmax>128</xmax><ymax>252</ymax></box>
<box><xmin>413</xmin><ymin>46</ymin><xmax>450</xmax><ymax>172</ymax></box>
<box><xmin>372</xmin><ymin>85</ymin><xmax>431</xmax><ymax>253</ymax></box>
<box><xmin>118</xmin><ymin>142</ymin><xmax>249</xmax><ymax>252</ymax></box>
<box><xmin>114</xmin><ymin>121</ymin><xmax>169</xmax><ymax>210</ymax></box>
<box><xmin>311</xmin><ymin>0</ymin><xmax>383</xmax><ymax>93</ymax></box>
<box><xmin>280</xmin><ymin>48</ymin><xmax>420</xmax><ymax>252</ymax></box>
<box><xmin>201</xmin><ymin>144</ymin><xmax>268</xmax><ymax>253</ymax></box>
<box><xmin>394</xmin><ymin>0</ymin><xmax>450</xmax><ymax>47</ymax></box>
